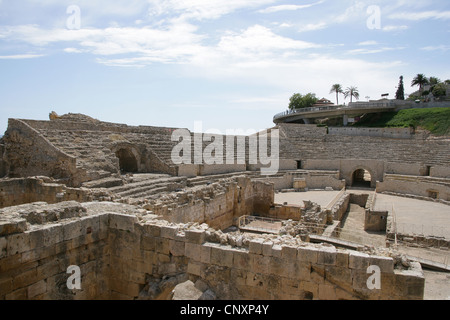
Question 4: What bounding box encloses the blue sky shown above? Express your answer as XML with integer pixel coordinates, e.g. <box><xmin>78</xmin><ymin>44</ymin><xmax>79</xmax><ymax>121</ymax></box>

<box><xmin>0</xmin><ymin>0</ymin><xmax>449</xmax><ymax>135</ymax></box>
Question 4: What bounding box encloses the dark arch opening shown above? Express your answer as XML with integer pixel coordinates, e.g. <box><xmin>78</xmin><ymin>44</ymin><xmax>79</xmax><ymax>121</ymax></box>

<box><xmin>352</xmin><ymin>169</ymin><xmax>372</xmax><ymax>188</ymax></box>
<box><xmin>116</xmin><ymin>148</ymin><xmax>138</xmax><ymax>173</ymax></box>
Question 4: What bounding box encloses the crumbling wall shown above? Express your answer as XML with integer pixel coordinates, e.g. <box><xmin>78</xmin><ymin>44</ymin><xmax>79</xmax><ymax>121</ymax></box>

<box><xmin>376</xmin><ymin>174</ymin><xmax>450</xmax><ymax>201</ymax></box>
<box><xmin>0</xmin><ymin>141</ymin><xmax>6</xmax><ymax>178</ymax></box>
<box><xmin>0</xmin><ymin>202</ymin><xmax>425</xmax><ymax>300</ymax></box>
<box><xmin>0</xmin><ymin>202</ymin><xmax>111</xmax><ymax>299</ymax></box>
<box><xmin>0</xmin><ymin>177</ymin><xmax>114</xmax><ymax>209</ymax></box>
<box><xmin>143</xmin><ymin>177</ymin><xmax>274</xmax><ymax>230</ymax></box>
<box><xmin>3</xmin><ymin>119</ymin><xmax>78</xmax><ymax>183</ymax></box>
<box><xmin>108</xmin><ymin>215</ymin><xmax>425</xmax><ymax>300</ymax></box>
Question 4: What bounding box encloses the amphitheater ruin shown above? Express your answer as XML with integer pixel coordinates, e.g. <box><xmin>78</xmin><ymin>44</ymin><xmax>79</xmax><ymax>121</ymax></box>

<box><xmin>0</xmin><ymin>112</ymin><xmax>449</xmax><ymax>300</ymax></box>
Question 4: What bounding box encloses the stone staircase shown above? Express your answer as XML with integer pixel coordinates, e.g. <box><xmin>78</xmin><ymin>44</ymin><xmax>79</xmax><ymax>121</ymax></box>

<box><xmin>108</xmin><ymin>176</ymin><xmax>187</xmax><ymax>200</ymax></box>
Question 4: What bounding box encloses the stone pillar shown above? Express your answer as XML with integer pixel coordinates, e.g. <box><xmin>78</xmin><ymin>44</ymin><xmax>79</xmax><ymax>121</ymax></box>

<box><xmin>343</xmin><ymin>115</ymin><xmax>349</xmax><ymax>126</ymax></box>
<box><xmin>302</xmin><ymin>118</ymin><xmax>311</xmax><ymax>124</ymax></box>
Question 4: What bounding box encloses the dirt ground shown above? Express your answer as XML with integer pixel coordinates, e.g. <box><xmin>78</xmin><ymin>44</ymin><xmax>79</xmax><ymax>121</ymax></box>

<box><xmin>423</xmin><ymin>270</ymin><xmax>450</xmax><ymax>300</ymax></box>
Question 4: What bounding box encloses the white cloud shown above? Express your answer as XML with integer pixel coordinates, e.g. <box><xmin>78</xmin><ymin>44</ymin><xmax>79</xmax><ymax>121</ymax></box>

<box><xmin>258</xmin><ymin>1</ymin><xmax>324</xmax><ymax>14</ymax></box>
<box><xmin>389</xmin><ymin>11</ymin><xmax>450</xmax><ymax>21</ymax></box>
<box><xmin>421</xmin><ymin>45</ymin><xmax>450</xmax><ymax>51</ymax></box>
<box><xmin>0</xmin><ymin>23</ymin><xmax>205</xmax><ymax>62</ymax></box>
<box><xmin>347</xmin><ymin>47</ymin><xmax>404</xmax><ymax>55</ymax></box>
<box><xmin>335</xmin><ymin>1</ymin><xmax>367</xmax><ymax>23</ymax></box>
<box><xmin>358</xmin><ymin>41</ymin><xmax>378</xmax><ymax>46</ymax></box>
<box><xmin>148</xmin><ymin>0</ymin><xmax>275</xmax><ymax>21</ymax></box>
<box><xmin>298</xmin><ymin>22</ymin><xmax>328</xmax><ymax>32</ymax></box>
<box><xmin>0</xmin><ymin>54</ymin><xmax>45</xmax><ymax>59</ymax></box>
<box><xmin>218</xmin><ymin>25</ymin><xmax>320</xmax><ymax>55</ymax></box>
<box><xmin>382</xmin><ymin>25</ymin><xmax>409</xmax><ymax>32</ymax></box>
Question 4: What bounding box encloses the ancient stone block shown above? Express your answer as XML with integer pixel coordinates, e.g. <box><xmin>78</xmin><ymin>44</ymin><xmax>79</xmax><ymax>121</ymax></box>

<box><xmin>109</xmin><ymin>213</ymin><xmax>137</xmax><ymax>232</ymax></box>
<box><xmin>184</xmin><ymin>229</ymin><xmax>205</xmax><ymax>244</ymax></box>
<box><xmin>62</xmin><ymin>221</ymin><xmax>82</xmax><ymax>241</ymax></box>
<box><xmin>251</xmin><ymin>254</ymin><xmax>270</xmax><ymax>274</ymax></box>
<box><xmin>169</xmin><ymin>240</ymin><xmax>185</xmax><ymax>257</ymax></box>
<box><xmin>0</xmin><ymin>237</ymin><xmax>6</xmax><ymax>259</ymax></box>
<box><xmin>336</xmin><ymin>250</ymin><xmax>349</xmax><ymax>268</ymax></box>
<box><xmin>271</xmin><ymin>244</ymin><xmax>282</xmax><ymax>258</ymax></box>
<box><xmin>248</xmin><ymin>238</ymin><xmax>264</xmax><ymax>255</ymax></box>
<box><xmin>200</xmin><ymin>244</ymin><xmax>211</xmax><ymax>264</ymax></box>
<box><xmin>27</xmin><ymin>280</ymin><xmax>47</xmax><ymax>299</ymax></box>
<box><xmin>154</xmin><ymin>237</ymin><xmax>170</xmax><ymax>255</ymax></box>
<box><xmin>318</xmin><ymin>284</ymin><xmax>336</xmax><ymax>300</ymax></box>
<box><xmin>297</xmin><ymin>246</ymin><xmax>319</xmax><ymax>264</ymax></box>
<box><xmin>369</xmin><ymin>256</ymin><xmax>394</xmax><ymax>273</ymax></box>
<box><xmin>262</xmin><ymin>241</ymin><xmax>273</xmax><ymax>256</ymax></box>
<box><xmin>210</xmin><ymin>245</ymin><xmax>233</xmax><ymax>267</ymax></box>
<box><xmin>7</xmin><ymin>232</ymin><xmax>31</xmax><ymax>256</ymax></box>
<box><xmin>0</xmin><ymin>277</ymin><xmax>13</xmax><ymax>296</ymax></box>
<box><xmin>0</xmin><ymin>219</ymin><xmax>27</xmax><ymax>237</ymax></box>
<box><xmin>317</xmin><ymin>246</ymin><xmax>337</xmax><ymax>266</ymax></box>
<box><xmin>281</xmin><ymin>245</ymin><xmax>297</xmax><ymax>260</ymax></box>
<box><xmin>160</xmin><ymin>225</ymin><xmax>178</xmax><ymax>240</ymax></box>
<box><xmin>184</xmin><ymin>242</ymin><xmax>201</xmax><ymax>260</ymax></box>
<box><xmin>349</xmin><ymin>251</ymin><xmax>370</xmax><ymax>270</ymax></box>
<box><xmin>141</xmin><ymin>235</ymin><xmax>155</xmax><ymax>251</ymax></box>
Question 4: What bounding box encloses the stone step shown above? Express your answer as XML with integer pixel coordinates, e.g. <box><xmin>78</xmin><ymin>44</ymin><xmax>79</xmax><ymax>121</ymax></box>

<box><xmin>110</xmin><ymin>177</ymin><xmax>186</xmax><ymax>195</ymax></box>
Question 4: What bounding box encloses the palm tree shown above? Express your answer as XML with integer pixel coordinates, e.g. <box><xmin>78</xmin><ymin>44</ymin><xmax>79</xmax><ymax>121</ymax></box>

<box><xmin>329</xmin><ymin>84</ymin><xmax>343</xmax><ymax>105</ymax></box>
<box><xmin>411</xmin><ymin>74</ymin><xmax>429</xmax><ymax>93</ymax></box>
<box><xmin>344</xmin><ymin>86</ymin><xmax>360</xmax><ymax>103</ymax></box>
<box><xmin>429</xmin><ymin>77</ymin><xmax>441</xmax><ymax>86</ymax></box>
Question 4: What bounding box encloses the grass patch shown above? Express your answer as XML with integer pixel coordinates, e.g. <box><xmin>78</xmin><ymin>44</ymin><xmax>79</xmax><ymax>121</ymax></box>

<box><xmin>353</xmin><ymin>107</ymin><xmax>450</xmax><ymax>136</ymax></box>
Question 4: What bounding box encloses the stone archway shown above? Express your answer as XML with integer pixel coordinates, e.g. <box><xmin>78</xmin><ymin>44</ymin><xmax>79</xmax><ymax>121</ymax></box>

<box><xmin>115</xmin><ymin>148</ymin><xmax>138</xmax><ymax>173</ymax></box>
<box><xmin>351</xmin><ymin>168</ymin><xmax>372</xmax><ymax>188</ymax></box>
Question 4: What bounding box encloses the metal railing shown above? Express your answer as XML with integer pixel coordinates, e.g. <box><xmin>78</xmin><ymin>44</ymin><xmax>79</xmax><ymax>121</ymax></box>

<box><xmin>273</xmin><ymin>100</ymin><xmax>408</xmax><ymax>121</ymax></box>
<box><xmin>238</xmin><ymin>215</ymin><xmax>283</xmax><ymax>234</ymax></box>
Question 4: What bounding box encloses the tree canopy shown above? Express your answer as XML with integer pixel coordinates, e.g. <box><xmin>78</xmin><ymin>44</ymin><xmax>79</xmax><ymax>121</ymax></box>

<box><xmin>432</xmin><ymin>83</ymin><xmax>447</xmax><ymax>98</ymax></box>
<box><xmin>288</xmin><ymin>93</ymin><xmax>318</xmax><ymax>110</ymax></box>
<box><xmin>411</xmin><ymin>74</ymin><xmax>429</xmax><ymax>92</ymax></box>
<box><xmin>395</xmin><ymin>76</ymin><xmax>405</xmax><ymax>100</ymax></box>
<box><xmin>344</xmin><ymin>86</ymin><xmax>360</xmax><ymax>103</ymax></box>
<box><xmin>329</xmin><ymin>84</ymin><xmax>343</xmax><ymax>105</ymax></box>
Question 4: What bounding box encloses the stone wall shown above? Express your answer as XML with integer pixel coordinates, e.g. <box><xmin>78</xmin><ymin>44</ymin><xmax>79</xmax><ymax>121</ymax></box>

<box><xmin>0</xmin><ymin>202</ymin><xmax>111</xmax><ymax>299</ymax></box>
<box><xmin>142</xmin><ymin>177</ymin><xmax>274</xmax><ymax>230</ymax></box>
<box><xmin>0</xmin><ymin>177</ymin><xmax>114</xmax><ymax>209</ymax></box>
<box><xmin>280</xmin><ymin>124</ymin><xmax>450</xmax><ymax>168</ymax></box>
<box><xmin>0</xmin><ymin>142</ymin><xmax>5</xmax><ymax>178</ymax></box>
<box><xmin>254</xmin><ymin>171</ymin><xmax>345</xmax><ymax>191</ymax></box>
<box><xmin>0</xmin><ymin>201</ymin><xmax>425</xmax><ymax>300</ymax></box>
<box><xmin>328</xmin><ymin>127</ymin><xmax>413</xmax><ymax>139</ymax></box>
<box><xmin>376</xmin><ymin>174</ymin><xmax>450</xmax><ymax>201</ymax></box>
<box><xmin>3</xmin><ymin>119</ymin><xmax>78</xmax><ymax>183</ymax></box>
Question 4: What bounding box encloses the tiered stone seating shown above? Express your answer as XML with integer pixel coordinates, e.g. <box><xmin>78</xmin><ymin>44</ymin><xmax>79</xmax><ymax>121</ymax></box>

<box><xmin>277</xmin><ymin>124</ymin><xmax>450</xmax><ymax>166</ymax></box>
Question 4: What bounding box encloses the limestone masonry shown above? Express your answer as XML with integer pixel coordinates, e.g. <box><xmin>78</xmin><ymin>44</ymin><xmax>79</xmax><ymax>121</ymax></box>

<box><xmin>0</xmin><ymin>112</ymin><xmax>449</xmax><ymax>300</ymax></box>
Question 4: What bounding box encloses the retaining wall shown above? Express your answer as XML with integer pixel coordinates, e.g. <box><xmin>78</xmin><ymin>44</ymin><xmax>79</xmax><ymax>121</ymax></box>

<box><xmin>0</xmin><ymin>204</ymin><xmax>425</xmax><ymax>300</ymax></box>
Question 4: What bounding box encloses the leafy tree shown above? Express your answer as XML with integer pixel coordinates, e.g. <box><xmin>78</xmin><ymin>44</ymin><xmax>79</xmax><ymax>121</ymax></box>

<box><xmin>329</xmin><ymin>84</ymin><xmax>343</xmax><ymax>105</ymax></box>
<box><xmin>411</xmin><ymin>74</ymin><xmax>429</xmax><ymax>93</ymax></box>
<box><xmin>432</xmin><ymin>83</ymin><xmax>447</xmax><ymax>99</ymax></box>
<box><xmin>288</xmin><ymin>93</ymin><xmax>318</xmax><ymax>110</ymax></box>
<box><xmin>344</xmin><ymin>86</ymin><xmax>360</xmax><ymax>103</ymax></box>
<box><xmin>395</xmin><ymin>76</ymin><xmax>405</xmax><ymax>100</ymax></box>
<box><xmin>429</xmin><ymin>77</ymin><xmax>441</xmax><ymax>86</ymax></box>
<box><xmin>445</xmin><ymin>79</ymin><xmax>450</xmax><ymax>85</ymax></box>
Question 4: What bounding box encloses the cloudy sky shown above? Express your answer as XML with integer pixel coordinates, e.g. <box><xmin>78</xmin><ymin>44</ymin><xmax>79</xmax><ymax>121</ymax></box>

<box><xmin>0</xmin><ymin>0</ymin><xmax>449</xmax><ymax>134</ymax></box>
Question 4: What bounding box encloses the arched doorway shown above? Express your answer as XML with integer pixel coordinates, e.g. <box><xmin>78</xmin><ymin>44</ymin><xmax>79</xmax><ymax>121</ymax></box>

<box><xmin>351</xmin><ymin>169</ymin><xmax>372</xmax><ymax>188</ymax></box>
<box><xmin>115</xmin><ymin>148</ymin><xmax>138</xmax><ymax>173</ymax></box>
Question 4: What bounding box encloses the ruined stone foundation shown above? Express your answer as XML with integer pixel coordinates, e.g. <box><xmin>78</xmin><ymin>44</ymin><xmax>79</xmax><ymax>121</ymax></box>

<box><xmin>0</xmin><ymin>201</ymin><xmax>424</xmax><ymax>300</ymax></box>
